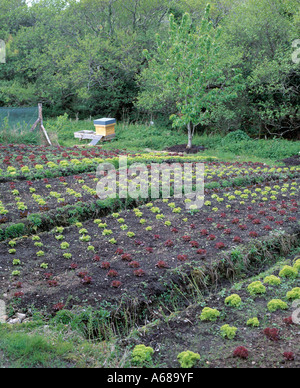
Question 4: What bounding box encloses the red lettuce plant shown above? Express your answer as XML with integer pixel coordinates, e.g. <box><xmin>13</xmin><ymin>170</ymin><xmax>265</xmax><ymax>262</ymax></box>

<box><xmin>77</xmin><ymin>271</ymin><xmax>88</xmax><ymax>278</ymax></box>
<box><xmin>283</xmin><ymin>316</ymin><xmax>294</xmax><ymax>325</ymax></box>
<box><xmin>264</xmin><ymin>328</ymin><xmax>280</xmax><ymax>342</ymax></box>
<box><xmin>233</xmin><ymin>236</ymin><xmax>242</xmax><ymax>243</ymax></box>
<box><xmin>156</xmin><ymin>261</ymin><xmax>168</xmax><ymax>269</ymax></box>
<box><xmin>233</xmin><ymin>346</ymin><xmax>249</xmax><ymax>360</ymax></box>
<box><xmin>122</xmin><ymin>253</ymin><xmax>133</xmax><ymax>262</ymax></box>
<box><xmin>81</xmin><ymin>276</ymin><xmax>92</xmax><ymax>285</ymax></box>
<box><xmin>215</xmin><ymin>242</ymin><xmax>225</xmax><ymax>249</ymax></box>
<box><xmin>108</xmin><ymin>270</ymin><xmax>118</xmax><ymax>277</ymax></box>
<box><xmin>134</xmin><ymin>269</ymin><xmax>145</xmax><ymax>277</ymax></box>
<box><xmin>48</xmin><ymin>280</ymin><xmax>58</xmax><ymax>287</ymax></box>
<box><xmin>14</xmin><ymin>292</ymin><xmax>24</xmax><ymax>298</ymax></box>
<box><xmin>53</xmin><ymin>303</ymin><xmax>64</xmax><ymax>312</ymax></box>
<box><xmin>177</xmin><ymin>254</ymin><xmax>188</xmax><ymax>262</ymax></box>
<box><xmin>129</xmin><ymin>261</ymin><xmax>140</xmax><ymax>268</ymax></box>
<box><xmin>111</xmin><ymin>280</ymin><xmax>122</xmax><ymax>288</ymax></box>
<box><xmin>165</xmin><ymin>240</ymin><xmax>174</xmax><ymax>247</ymax></box>
<box><xmin>207</xmin><ymin>234</ymin><xmax>216</xmax><ymax>241</ymax></box>
<box><xmin>283</xmin><ymin>352</ymin><xmax>294</xmax><ymax>361</ymax></box>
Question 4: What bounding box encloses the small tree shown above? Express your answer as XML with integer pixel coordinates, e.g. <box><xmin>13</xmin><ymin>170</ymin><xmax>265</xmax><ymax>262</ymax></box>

<box><xmin>137</xmin><ymin>6</ymin><xmax>242</xmax><ymax>148</ymax></box>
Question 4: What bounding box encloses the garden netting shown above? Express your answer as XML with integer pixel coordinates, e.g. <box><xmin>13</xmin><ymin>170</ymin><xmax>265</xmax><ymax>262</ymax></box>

<box><xmin>0</xmin><ymin>107</ymin><xmax>38</xmax><ymax>133</ymax></box>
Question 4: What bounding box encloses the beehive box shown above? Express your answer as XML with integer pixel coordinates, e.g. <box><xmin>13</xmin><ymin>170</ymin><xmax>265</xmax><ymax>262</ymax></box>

<box><xmin>93</xmin><ymin>118</ymin><xmax>116</xmax><ymax>137</ymax></box>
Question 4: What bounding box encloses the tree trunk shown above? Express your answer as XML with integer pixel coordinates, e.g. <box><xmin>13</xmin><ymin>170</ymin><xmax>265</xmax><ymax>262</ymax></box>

<box><xmin>187</xmin><ymin>122</ymin><xmax>192</xmax><ymax>149</ymax></box>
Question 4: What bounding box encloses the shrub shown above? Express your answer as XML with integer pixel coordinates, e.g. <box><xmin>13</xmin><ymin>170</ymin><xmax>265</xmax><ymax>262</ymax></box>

<box><xmin>264</xmin><ymin>275</ymin><xmax>281</xmax><ymax>286</ymax></box>
<box><xmin>220</xmin><ymin>324</ymin><xmax>237</xmax><ymax>340</ymax></box>
<box><xmin>200</xmin><ymin>307</ymin><xmax>221</xmax><ymax>322</ymax></box>
<box><xmin>279</xmin><ymin>266</ymin><xmax>298</xmax><ymax>279</ymax></box>
<box><xmin>286</xmin><ymin>288</ymin><xmax>300</xmax><ymax>301</ymax></box>
<box><xmin>225</xmin><ymin>294</ymin><xmax>242</xmax><ymax>308</ymax></box>
<box><xmin>177</xmin><ymin>351</ymin><xmax>200</xmax><ymax>368</ymax></box>
<box><xmin>247</xmin><ymin>281</ymin><xmax>266</xmax><ymax>296</ymax></box>
<box><xmin>267</xmin><ymin>299</ymin><xmax>288</xmax><ymax>313</ymax></box>
<box><xmin>222</xmin><ymin>130</ymin><xmax>250</xmax><ymax>145</ymax></box>
<box><xmin>5</xmin><ymin>223</ymin><xmax>25</xmax><ymax>239</ymax></box>
<box><xmin>247</xmin><ymin>317</ymin><xmax>260</xmax><ymax>327</ymax></box>
<box><xmin>132</xmin><ymin>345</ymin><xmax>154</xmax><ymax>366</ymax></box>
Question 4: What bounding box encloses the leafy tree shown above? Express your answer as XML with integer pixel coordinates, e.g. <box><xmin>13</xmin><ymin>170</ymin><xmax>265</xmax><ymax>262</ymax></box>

<box><xmin>220</xmin><ymin>0</ymin><xmax>300</xmax><ymax>137</ymax></box>
<box><xmin>137</xmin><ymin>6</ymin><xmax>243</xmax><ymax>148</ymax></box>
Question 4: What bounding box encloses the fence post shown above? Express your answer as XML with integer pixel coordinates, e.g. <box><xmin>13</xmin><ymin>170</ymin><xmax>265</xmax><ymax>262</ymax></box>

<box><xmin>30</xmin><ymin>103</ymin><xmax>52</xmax><ymax>145</ymax></box>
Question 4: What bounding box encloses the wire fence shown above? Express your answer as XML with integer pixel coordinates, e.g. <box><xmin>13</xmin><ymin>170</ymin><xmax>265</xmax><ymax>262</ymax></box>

<box><xmin>0</xmin><ymin>107</ymin><xmax>39</xmax><ymax>144</ymax></box>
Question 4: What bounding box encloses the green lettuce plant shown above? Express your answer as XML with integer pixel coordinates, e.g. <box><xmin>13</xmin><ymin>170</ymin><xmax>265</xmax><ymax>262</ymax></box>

<box><xmin>132</xmin><ymin>345</ymin><xmax>154</xmax><ymax>366</ymax></box>
<box><xmin>177</xmin><ymin>351</ymin><xmax>200</xmax><ymax>368</ymax></box>
<box><xmin>220</xmin><ymin>324</ymin><xmax>237</xmax><ymax>340</ymax></box>
<box><xmin>267</xmin><ymin>299</ymin><xmax>288</xmax><ymax>313</ymax></box>
<box><xmin>200</xmin><ymin>307</ymin><xmax>221</xmax><ymax>322</ymax></box>
<box><xmin>225</xmin><ymin>294</ymin><xmax>242</xmax><ymax>308</ymax></box>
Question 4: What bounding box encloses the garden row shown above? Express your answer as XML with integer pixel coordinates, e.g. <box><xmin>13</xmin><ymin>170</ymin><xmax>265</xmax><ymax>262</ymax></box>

<box><xmin>0</xmin><ymin>177</ymin><xmax>298</xmax><ymax>314</ymax></box>
<box><xmin>0</xmin><ymin>160</ymin><xmax>299</xmax><ymax>228</ymax></box>
<box><xmin>125</xmin><ymin>254</ymin><xmax>300</xmax><ymax>368</ymax></box>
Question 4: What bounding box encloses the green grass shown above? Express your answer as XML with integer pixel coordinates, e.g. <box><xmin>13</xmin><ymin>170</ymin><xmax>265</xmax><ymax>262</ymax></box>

<box><xmin>0</xmin><ymin>323</ymin><xmax>74</xmax><ymax>368</ymax></box>
<box><xmin>44</xmin><ymin>117</ymin><xmax>299</xmax><ymax>165</ymax></box>
<box><xmin>0</xmin><ymin>320</ymin><xmax>129</xmax><ymax>368</ymax></box>
<box><xmin>0</xmin><ymin>115</ymin><xmax>298</xmax><ymax>165</ymax></box>
<box><xmin>0</xmin><ymin>129</ymin><xmax>40</xmax><ymax>145</ymax></box>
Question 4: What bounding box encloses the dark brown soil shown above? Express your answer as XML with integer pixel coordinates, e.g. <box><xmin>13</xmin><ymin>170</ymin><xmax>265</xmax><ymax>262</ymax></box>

<box><xmin>164</xmin><ymin>144</ymin><xmax>207</xmax><ymax>154</ymax></box>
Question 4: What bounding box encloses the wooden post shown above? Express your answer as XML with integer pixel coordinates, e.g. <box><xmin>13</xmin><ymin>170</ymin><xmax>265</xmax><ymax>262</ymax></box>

<box><xmin>29</xmin><ymin>103</ymin><xmax>52</xmax><ymax>145</ymax></box>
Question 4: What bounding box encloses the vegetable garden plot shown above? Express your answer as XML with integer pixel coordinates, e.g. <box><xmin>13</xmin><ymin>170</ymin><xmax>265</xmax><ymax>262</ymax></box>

<box><xmin>0</xmin><ymin>162</ymin><xmax>299</xmax><ymax>226</ymax></box>
<box><xmin>0</xmin><ymin>178</ymin><xmax>298</xmax><ymax>313</ymax></box>
<box><xmin>0</xmin><ymin>144</ymin><xmax>129</xmax><ymax>170</ymax></box>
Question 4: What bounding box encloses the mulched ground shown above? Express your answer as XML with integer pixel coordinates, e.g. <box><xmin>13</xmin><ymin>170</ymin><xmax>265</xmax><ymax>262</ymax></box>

<box><xmin>164</xmin><ymin>144</ymin><xmax>207</xmax><ymax>154</ymax></box>
<box><xmin>280</xmin><ymin>155</ymin><xmax>300</xmax><ymax>166</ymax></box>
